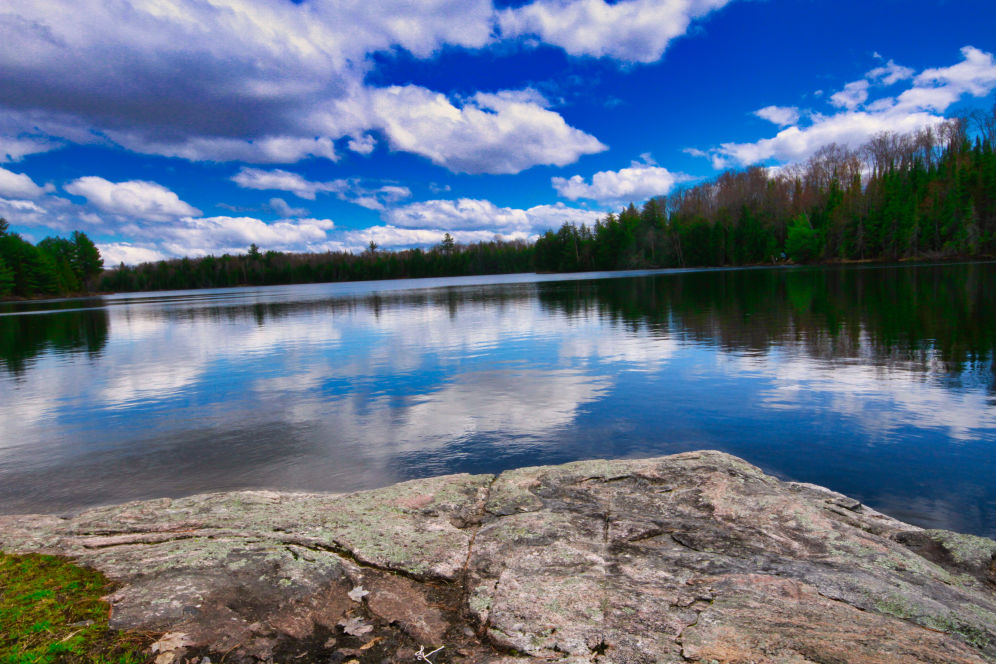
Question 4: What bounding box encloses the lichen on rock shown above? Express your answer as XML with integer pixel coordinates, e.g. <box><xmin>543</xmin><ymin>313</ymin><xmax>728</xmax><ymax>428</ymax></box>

<box><xmin>1</xmin><ymin>450</ymin><xmax>994</xmax><ymax>663</ymax></box>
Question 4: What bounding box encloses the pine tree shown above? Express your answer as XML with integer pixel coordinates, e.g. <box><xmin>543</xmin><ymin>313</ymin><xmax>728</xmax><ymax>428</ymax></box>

<box><xmin>71</xmin><ymin>231</ymin><xmax>103</xmax><ymax>289</ymax></box>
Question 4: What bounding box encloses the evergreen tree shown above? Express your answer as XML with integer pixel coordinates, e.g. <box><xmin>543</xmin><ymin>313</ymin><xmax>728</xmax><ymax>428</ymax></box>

<box><xmin>786</xmin><ymin>214</ymin><xmax>819</xmax><ymax>263</ymax></box>
<box><xmin>0</xmin><ymin>255</ymin><xmax>13</xmax><ymax>296</ymax></box>
<box><xmin>71</xmin><ymin>231</ymin><xmax>103</xmax><ymax>289</ymax></box>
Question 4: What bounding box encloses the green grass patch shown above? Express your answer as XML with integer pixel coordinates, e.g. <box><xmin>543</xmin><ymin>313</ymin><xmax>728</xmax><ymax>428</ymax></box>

<box><xmin>0</xmin><ymin>551</ymin><xmax>154</xmax><ymax>664</ymax></box>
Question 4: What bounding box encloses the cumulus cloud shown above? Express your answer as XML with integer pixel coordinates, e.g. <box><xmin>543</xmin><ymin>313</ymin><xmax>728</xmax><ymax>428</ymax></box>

<box><xmin>754</xmin><ymin>106</ymin><xmax>801</xmax><ymax>127</ymax></box>
<box><xmin>498</xmin><ymin>0</ymin><xmax>732</xmax><ymax>63</ymax></box>
<box><xmin>98</xmin><ymin>242</ymin><xmax>169</xmax><ymax>266</ymax></box>
<box><xmin>0</xmin><ymin>167</ymin><xmax>52</xmax><ymax>198</ymax></box>
<box><xmin>699</xmin><ymin>47</ymin><xmax>996</xmax><ymax>169</ymax></box>
<box><xmin>708</xmin><ymin>111</ymin><xmax>945</xmax><ymax>168</ymax></box>
<box><xmin>64</xmin><ymin>177</ymin><xmax>201</xmax><ymax>221</ymax></box>
<box><xmin>126</xmin><ymin>215</ymin><xmax>337</xmax><ymax>258</ymax></box>
<box><xmin>334</xmin><ymin>225</ymin><xmax>516</xmax><ymax>252</ymax></box>
<box><xmin>384</xmin><ymin>198</ymin><xmax>602</xmax><ymax>234</ymax></box>
<box><xmin>895</xmin><ymin>46</ymin><xmax>996</xmax><ymax>112</ymax></box>
<box><xmin>0</xmin><ymin>0</ymin><xmax>609</xmax><ymax>173</ymax></box>
<box><xmin>552</xmin><ymin>158</ymin><xmax>689</xmax><ymax>203</ymax></box>
<box><xmin>0</xmin><ymin>193</ymin><xmax>86</xmax><ymax>231</ymax></box>
<box><xmin>233</xmin><ymin>167</ymin><xmax>411</xmax><ymax>210</ymax></box>
<box><xmin>348</xmin><ymin>86</ymin><xmax>606</xmax><ymax>174</ymax></box>
<box><xmin>829</xmin><ymin>80</ymin><xmax>869</xmax><ymax>110</ymax></box>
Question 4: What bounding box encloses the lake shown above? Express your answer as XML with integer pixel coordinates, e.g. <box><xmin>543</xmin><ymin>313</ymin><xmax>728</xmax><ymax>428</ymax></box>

<box><xmin>1</xmin><ymin>262</ymin><xmax>994</xmax><ymax>537</ymax></box>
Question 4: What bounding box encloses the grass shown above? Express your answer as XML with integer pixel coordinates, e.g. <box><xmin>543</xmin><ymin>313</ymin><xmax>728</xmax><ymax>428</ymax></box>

<box><xmin>0</xmin><ymin>552</ymin><xmax>154</xmax><ymax>664</ymax></box>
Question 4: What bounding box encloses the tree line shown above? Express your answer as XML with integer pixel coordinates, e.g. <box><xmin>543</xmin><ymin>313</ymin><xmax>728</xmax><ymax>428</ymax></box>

<box><xmin>535</xmin><ymin>109</ymin><xmax>996</xmax><ymax>271</ymax></box>
<box><xmin>6</xmin><ymin>104</ymin><xmax>996</xmax><ymax>298</ymax></box>
<box><xmin>538</xmin><ymin>262</ymin><xmax>995</xmax><ymax>373</ymax></box>
<box><xmin>98</xmin><ymin>234</ymin><xmax>535</xmax><ymax>293</ymax></box>
<box><xmin>0</xmin><ymin>219</ymin><xmax>104</xmax><ymax>298</ymax></box>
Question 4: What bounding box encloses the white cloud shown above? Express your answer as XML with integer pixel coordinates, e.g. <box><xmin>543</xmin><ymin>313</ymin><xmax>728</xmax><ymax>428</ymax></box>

<box><xmin>867</xmin><ymin>59</ymin><xmax>914</xmax><ymax>86</ymax></box>
<box><xmin>700</xmin><ymin>47</ymin><xmax>996</xmax><ymax>169</ymax></box>
<box><xmin>0</xmin><ymin>167</ymin><xmax>52</xmax><ymax>198</ymax></box>
<box><xmin>233</xmin><ymin>167</ymin><xmax>411</xmax><ymax>210</ymax></box>
<box><xmin>333</xmin><ymin>225</ymin><xmax>530</xmax><ymax>252</ymax></box>
<box><xmin>709</xmin><ymin>110</ymin><xmax>945</xmax><ymax>168</ymax></box>
<box><xmin>0</xmin><ymin>197</ymin><xmax>45</xmax><ymax>217</ymax></box>
<box><xmin>64</xmin><ymin>177</ymin><xmax>201</xmax><ymax>221</ymax></box>
<box><xmin>829</xmin><ymin>80</ymin><xmax>870</xmax><ymax>110</ymax></box>
<box><xmin>347</xmin><ymin>134</ymin><xmax>377</xmax><ymax>155</ymax></box>
<box><xmin>135</xmin><ymin>215</ymin><xmax>336</xmax><ymax>258</ymax></box>
<box><xmin>0</xmin><ymin>194</ymin><xmax>87</xmax><ymax>231</ymax></box>
<box><xmin>97</xmin><ymin>242</ymin><xmax>169</xmax><ymax>266</ymax></box>
<box><xmin>349</xmin><ymin>185</ymin><xmax>413</xmax><ymax>212</ymax></box>
<box><xmin>384</xmin><ymin>198</ymin><xmax>602</xmax><ymax>234</ymax></box>
<box><xmin>754</xmin><ymin>106</ymin><xmax>800</xmax><ymax>127</ymax></box>
<box><xmin>0</xmin><ymin>0</ymin><xmax>607</xmax><ymax>173</ymax></box>
<box><xmin>348</xmin><ymin>86</ymin><xmax>607</xmax><ymax>174</ymax></box>
<box><xmin>552</xmin><ymin>159</ymin><xmax>688</xmax><ymax>203</ymax></box>
<box><xmin>498</xmin><ymin>0</ymin><xmax>732</xmax><ymax>63</ymax></box>
<box><xmin>109</xmin><ymin>135</ymin><xmax>339</xmax><ymax>165</ymax></box>
<box><xmin>268</xmin><ymin>197</ymin><xmax>308</xmax><ymax>218</ymax></box>
<box><xmin>0</xmin><ymin>136</ymin><xmax>60</xmax><ymax>163</ymax></box>
<box><xmin>232</xmin><ymin>168</ymin><xmax>345</xmax><ymax>200</ymax></box>
<box><xmin>896</xmin><ymin>46</ymin><xmax>996</xmax><ymax>112</ymax></box>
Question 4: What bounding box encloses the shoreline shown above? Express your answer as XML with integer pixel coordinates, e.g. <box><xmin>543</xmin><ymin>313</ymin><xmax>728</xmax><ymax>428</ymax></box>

<box><xmin>2</xmin><ymin>451</ymin><xmax>994</xmax><ymax>663</ymax></box>
<box><xmin>4</xmin><ymin>254</ymin><xmax>995</xmax><ymax>305</ymax></box>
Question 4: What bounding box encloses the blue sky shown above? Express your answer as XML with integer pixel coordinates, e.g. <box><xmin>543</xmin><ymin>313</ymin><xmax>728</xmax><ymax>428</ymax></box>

<box><xmin>1</xmin><ymin>0</ymin><xmax>994</xmax><ymax>265</ymax></box>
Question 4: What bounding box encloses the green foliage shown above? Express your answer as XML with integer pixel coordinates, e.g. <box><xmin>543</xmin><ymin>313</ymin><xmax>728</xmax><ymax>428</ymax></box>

<box><xmin>0</xmin><ymin>551</ymin><xmax>154</xmax><ymax>663</ymax></box>
<box><xmin>36</xmin><ymin>103</ymin><xmax>996</xmax><ymax>295</ymax></box>
<box><xmin>0</xmin><ymin>234</ymin><xmax>59</xmax><ymax>297</ymax></box>
<box><xmin>0</xmin><ymin>231</ymin><xmax>103</xmax><ymax>299</ymax></box>
<box><xmin>536</xmin><ymin>107</ymin><xmax>996</xmax><ymax>273</ymax></box>
<box><xmin>786</xmin><ymin>214</ymin><xmax>820</xmax><ymax>262</ymax></box>
<box><xmin>100</xmin><ymin>238</ymin><xmax>536</xmax><ymax>292</ymax></box>
<box><xmin>71</xmin><ymin>232</ymin><xmax>104</xmax><ymax>286</ymax></box>
<box><xmin>0</xmin><ymin>255</ymin><xmax>13</xmax><ymax>296</ymax></box>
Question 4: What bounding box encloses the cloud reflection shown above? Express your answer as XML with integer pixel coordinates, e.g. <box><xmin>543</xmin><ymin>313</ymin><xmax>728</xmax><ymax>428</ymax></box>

<box><xmin>725</xmin><ymin>349</ymin><xmax>996</xmax><ymax>441</ymax></box>
<box><xmin>0</xmin><ymin>268</ymin><xmax>993</xmax><ymax>536</ymax></box>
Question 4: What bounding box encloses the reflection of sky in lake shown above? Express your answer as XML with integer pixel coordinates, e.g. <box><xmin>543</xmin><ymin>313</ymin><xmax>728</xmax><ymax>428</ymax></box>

<box><xmin>1</xmin><ymin>266</ymin><xmax>994</xmax><ymax>537</ymax></box>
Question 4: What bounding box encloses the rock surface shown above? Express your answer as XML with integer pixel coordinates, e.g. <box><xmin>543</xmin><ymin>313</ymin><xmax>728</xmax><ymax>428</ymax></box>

<box><xmin>2</xmin><ymin>451</ymin><xmax>995</xmax><ymax>663</ymax></box>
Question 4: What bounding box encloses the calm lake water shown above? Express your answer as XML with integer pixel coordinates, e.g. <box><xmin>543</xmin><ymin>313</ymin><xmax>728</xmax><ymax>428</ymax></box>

<box><xmin>1</xmin><ymin>263</ymin><xmax>994</xmax><ymax>537</ymax></box>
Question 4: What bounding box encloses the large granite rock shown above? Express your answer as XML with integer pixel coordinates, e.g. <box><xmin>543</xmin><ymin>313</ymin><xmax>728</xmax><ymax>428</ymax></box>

<box><xmin>2</xmin><ymin>451</ymin><xmax>994</xmax><ymax>663</ymax></box>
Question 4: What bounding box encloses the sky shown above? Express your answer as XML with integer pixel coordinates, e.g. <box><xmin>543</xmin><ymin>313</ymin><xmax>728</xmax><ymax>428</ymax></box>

<box><xmin>1</xmin><ymin>0</ymin><xmax>995</xmax><ymax>265</ymax></box>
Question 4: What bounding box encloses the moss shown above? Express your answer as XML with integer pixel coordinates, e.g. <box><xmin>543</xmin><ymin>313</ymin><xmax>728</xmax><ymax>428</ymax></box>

<box><xmin>924</xmin><ymin>530</ymin><xmax>996</xmax><ymax>567</ymax></box>
<box><xmin>0</xmin><ymin>551</ymin><xmax>154</xmax><ymax>664</ymax></box>
<box><xmin>873</xmin><ymin>592</ymin><xmax>991</xmax><ymax>651</ymax></box>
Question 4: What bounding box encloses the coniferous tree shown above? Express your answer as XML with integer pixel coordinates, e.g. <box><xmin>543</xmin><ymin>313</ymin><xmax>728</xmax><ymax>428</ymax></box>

<box><xmin>0</xmin><ymin>255</ymin><xmax>13</xmax><ymax>296</ymax></box>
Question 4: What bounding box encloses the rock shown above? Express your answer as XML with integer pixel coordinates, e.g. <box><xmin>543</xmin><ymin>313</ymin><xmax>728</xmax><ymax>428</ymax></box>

<box><xmin>1</xmin><ymin>451</ymin><xmax>995</xmax><ymax>663</ymax></box>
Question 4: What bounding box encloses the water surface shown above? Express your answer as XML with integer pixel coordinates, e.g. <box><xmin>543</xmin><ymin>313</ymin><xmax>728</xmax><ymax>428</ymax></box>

<box><xmin>1</xmin><ymin>263</ymin><xmax>994</xmax><ymax>537</ymax></box>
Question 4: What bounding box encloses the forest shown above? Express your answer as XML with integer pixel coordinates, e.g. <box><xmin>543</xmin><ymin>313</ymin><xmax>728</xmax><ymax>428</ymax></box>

<box><xmin>3</xmin><ymin>106</ymin><xmax>996</xmax><ymax>299</ymax></box>
<box><xmin>0</xmin><ymin>220</ymin><xmax>103</xmax><ymax>298</ymax></box>
<box><xmin>98</xmin><ymin>234</ymin><xmax>536</xmax><ymax>293</ymax></box>
<box><xmin>535</xmin><ymin>112</ymin><xmax>996</xmax><ymax>271</ymax></box>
